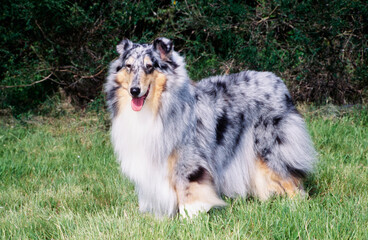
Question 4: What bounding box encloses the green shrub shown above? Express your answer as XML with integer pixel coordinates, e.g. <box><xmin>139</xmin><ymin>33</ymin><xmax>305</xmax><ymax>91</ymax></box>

<box><xmin>1</xmin><ymin>0</ymin><xmax>367</xmax><ymax>113</ymax></box>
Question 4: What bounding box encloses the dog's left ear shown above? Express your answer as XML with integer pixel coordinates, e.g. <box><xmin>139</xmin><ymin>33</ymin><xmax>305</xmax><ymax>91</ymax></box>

<box><xmin>116</xmin><ymin>39</ymin><xmax>133</xmax><ymax>55</ymax></box>
<box><xmin>153</xmin><ymin>37</ymin><xmax>173</xmax><ymax>61</ymax></box>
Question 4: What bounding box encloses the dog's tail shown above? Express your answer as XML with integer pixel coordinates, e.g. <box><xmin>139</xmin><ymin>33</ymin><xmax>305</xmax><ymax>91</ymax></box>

<box><xmin>252</xmin><ymin>110</ymin><xmax>317</xmax><ymax>199</ymax></box>
<box><xmin>272</xmin><ymin>112</ymin><xmax>317</xmax><ymax>178</ymax></box>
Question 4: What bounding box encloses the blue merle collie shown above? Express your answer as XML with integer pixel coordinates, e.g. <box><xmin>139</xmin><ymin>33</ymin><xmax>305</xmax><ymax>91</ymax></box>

<box><xmin>105</xmin><ymin>37</ymin><xmax>317</xmax><ymax>218</ymax></box>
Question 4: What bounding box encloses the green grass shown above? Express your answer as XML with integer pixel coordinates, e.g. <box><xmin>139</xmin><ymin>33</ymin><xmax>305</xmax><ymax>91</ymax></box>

<box><xmin>1</xmin><ymin>106</ymin><xmax>367</xmax><ymax>239</ymax></box>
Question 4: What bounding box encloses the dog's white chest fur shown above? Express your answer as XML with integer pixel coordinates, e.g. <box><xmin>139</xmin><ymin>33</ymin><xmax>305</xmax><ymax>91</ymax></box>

<box><xmin>111</xmin><ymin>107</ymin><xmax>177</xmax><ymax>217</ymax></box>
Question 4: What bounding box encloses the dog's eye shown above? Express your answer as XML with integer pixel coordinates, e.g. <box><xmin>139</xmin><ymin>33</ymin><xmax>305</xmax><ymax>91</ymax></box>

<box><xmin>116</xmin><ymin>66</ymin><xmax>122</xmax><ymax>72</ymax></box>
<box><xmin>146</xmin><ymin>64</ymin><xmax>153</xmax><ymax>71</ymax></box>
<box><xmin>125</xmin><ymin>64</ymin><xmax>132</xmax><ymax>69</ymax></box>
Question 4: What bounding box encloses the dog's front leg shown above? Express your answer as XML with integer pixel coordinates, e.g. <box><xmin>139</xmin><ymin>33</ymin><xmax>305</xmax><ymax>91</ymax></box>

<box><xmin>175</xmin><ymin>168</ymin><xmax>226</xmax><ymax>218</ymax></box>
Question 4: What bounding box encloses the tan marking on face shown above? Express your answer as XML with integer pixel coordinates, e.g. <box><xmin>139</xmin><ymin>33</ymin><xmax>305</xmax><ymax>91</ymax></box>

<box><xmin>145</xmin><ymin>71</ymin><xmax>167</xmax><ymax>116</ymax></box>
<box><xmin>138</xmin><ymin>56</ymin><xmax>154</xmax><ymax>90</ymax></box>
<box><xmin>116</xmin><ymin>69</ymin><xmax>131</xmax><ymax>89</ymax></box>
<box><xmin>115</xmin><ymin>68</ymin><xmax>133</xmax><ymax>114</ymax></box>
<box><xmin>252</xmin><ymin>157</ymin><xmax>305</xmax><ymax>200</ymax></box>
<box><xmin>115</xmin><ymin>56</ymin><xmax>135</xmax><ymax>87</ymax></box>
<box><xmin>143</xmin><ymin>56</ymin><xmax>152</xmax><ymax>66</ymax></box>
<box><xmin>115</xmin><ymin>87</ymin><xmax>130</xmax><ymax>114</ymax></box>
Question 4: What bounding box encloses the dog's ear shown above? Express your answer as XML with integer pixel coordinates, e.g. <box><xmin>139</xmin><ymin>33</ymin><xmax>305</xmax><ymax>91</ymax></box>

<box><xmin>116</xmin><ymin>39</ymin><xmax>133</xmax><ymax>55</ymax></box>
<box><xmin>153</xmin><ymin>37</ymin><xmax>173</xmax><ymax>61</ymax></box>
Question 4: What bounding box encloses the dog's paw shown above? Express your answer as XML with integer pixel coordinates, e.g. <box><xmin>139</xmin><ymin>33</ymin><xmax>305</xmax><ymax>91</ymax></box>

<box><xmin>179</xmin><ymin>200</ymin><xmax>226</xmax><ymax>218</ymax></box>
<box><xmin>179</xmin><ymin>202</ymin><xmax>211</xmax><ymax>218</ymax></box>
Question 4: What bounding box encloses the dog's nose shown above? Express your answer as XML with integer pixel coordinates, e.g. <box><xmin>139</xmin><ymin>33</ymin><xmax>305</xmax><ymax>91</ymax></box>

<box><xmin>130</xmin><ymin>87</ymin><xmax>141</xmax><ymax>97</ymax></box>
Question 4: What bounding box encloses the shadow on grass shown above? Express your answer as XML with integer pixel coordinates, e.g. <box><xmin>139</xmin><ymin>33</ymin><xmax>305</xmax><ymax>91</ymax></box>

<box><xmin>304</xmin><ymin>174</ymin><xmax>320</xmax><ymax>198</ymax></box>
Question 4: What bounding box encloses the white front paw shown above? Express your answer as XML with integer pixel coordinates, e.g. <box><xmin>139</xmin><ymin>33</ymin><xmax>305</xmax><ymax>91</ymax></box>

<box><xmin>179</xmin><ymin>202</ymin><xmax>213</xmax><ymax>218</ymax></box>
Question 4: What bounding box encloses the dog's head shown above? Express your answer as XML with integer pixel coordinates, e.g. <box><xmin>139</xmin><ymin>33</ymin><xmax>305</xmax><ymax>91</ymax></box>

<box><xmin>106</xmin><ymin>37</ymin><xmax>186</xmax><ymax>116</ymax></box>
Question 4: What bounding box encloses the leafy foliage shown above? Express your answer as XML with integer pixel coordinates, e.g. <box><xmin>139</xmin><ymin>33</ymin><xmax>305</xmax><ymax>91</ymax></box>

<box><xmin>1</xmin><ymin>0</ymin><xmax>367</xmax><ymax>113</ymax></box>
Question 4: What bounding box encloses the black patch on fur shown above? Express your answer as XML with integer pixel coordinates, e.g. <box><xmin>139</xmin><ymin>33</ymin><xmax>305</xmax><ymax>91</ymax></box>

<box><xmin>216</xmin><ymin>81</ymin><xmax>227</xmax><ymax>90</ymax></box>
<box><xmin>215</xmin><ymin>81</ymin><xmax>230</xmax><ymax>96</ymax></box>
<box><xmin>261</xmin><ymin>148</ymin><xmax>271</xmax><ymax>157</ymax></box>
<box><xmin>121</xmin><ymin>51</ymin><xmax>131</xmax><ymax>62</ymax></box>
<box><xmin>205</xmin><ymin>88</ymin><xmax>217</xmax><ymax>98</ymax></box>
<box><xmin>240</xmin><ymin>112</ymin><xmax>245</xmax><ymax>122</ymax></box>
<box><xmin>254</xmin><ymin>114</ymin><xmax>265</xmax><ymax>129</ymax></box>
<box><xmin>285</xmin><ymin>94</ymin><xmax>294</xmax><ymax>109</ymax></box>
<box><xmin>255</xmin><ymin>138</ymin><xmax>259</xmax><ymax>145</ymax></box>
<box><xmin>273</xmin><ymin>116</ymin><xmax>282</xmax><ymax>126</ymax></box>
<box><xmin>111</xmin><ymin>101</ymin><xmax>118</xmax><ymax>117</ymax></box>
<box><xmin>265</xmin><ymin>93</ymin><xmax>270</xmax><ymax>100</ymax></box>
<box><xmin>152</xmin><ymin>59</ymin><xmax>160</xmax><ymax>69</ymax></box>
<box><xmin>199</xmin><ymin>150</ymin><xmax>207</xmax><ymax>161</ymax></box>
<box><xmin>153</xmin><ymin>38</ymin><xmax>172</xmax><ymax>55</ymax></box>
<box><xmin>215</xmin><ymin>112</ymin><xmax>229</xmax><ymax>145</ymax></box>
<box><xmin>194</xmin><ymin>93</ymin><xmax>199</xmax><ymax>101</ymax></box>
<box><xmin>106</xmin><ymin>86</ymin><xmax>119</xmax><ymax>101</ymax></box>
<box><xmin>145</xmin><ymin>67</ymin><xmax>154</xmax><ymax>74</ymax></box>
<box><xmin>123</xmin><ymin>42</ymin><xmax>130</xmax><ymax>50</ymax></box>
<box><xmin>187</xmin><ymin>166</ymin><xmax>210</xmax><ymax>183</ymax></box>
<box><xmin>233</xmin><ymin>113</ymin><xmax>246</xmax><ymax>151</ymax></box>
<box><xmin>196</xmin><ymin>118</ymin><xmax>204</xmax><ymax>131</ymax></box>
<box><xmin>254</xmin><ymin>118</ymin><xmax>261</xmax><ymax>129</ymax></box>
<box><xmin>169</xmin><ymin>106</ymin><xmax>177</xmax><ymax>117</ymax></box>
<box><xmin>160</xmin><ymin>63</ymin><xmax>169</xmax><ymax>71</ymax></box>
<box><xmin>149</xmin><ymin>56</ymin><xmax>163</xmax><ymax>72</ymax></box>
<box><xmin>286</xmin><ymin>165</ymin><xmax>307</xmax><ymax>178</ymax></box>
<box><xmin>254</xmin><ymin>100</ymin><xmax>264</xmax><ymax>111</ymax></box>
<box><xmin>143</xmin><ymin>57</ymin><xmax>155</xmax><ymax>74</ymax></box>
<box><xmin>148</xmin><ymin>49</ymin><xmax>175</xmax><ymax>73</ymax></box>
<box><xmin>143</xmin><ymin>67</ymin><xmax>152</xmax><ymax>74</ymax></box>
<box><xmin>244</xmin><ymin>75</ymin><xmax>250</xmax><ymax>82</ymax></box>
<box><xmin>120</xmin><ymin>43</ymin><xmax>138</xmax><ymax>61</ymax></box>
<box><xmin>167</xmin><ymin>60</ymin><xmax>178</xmax><ymax>69</ymax></box>
<box><xmin>275</xmin><ymin>136</ymin><xmax>283</xmax><ymax>145</ymax></box>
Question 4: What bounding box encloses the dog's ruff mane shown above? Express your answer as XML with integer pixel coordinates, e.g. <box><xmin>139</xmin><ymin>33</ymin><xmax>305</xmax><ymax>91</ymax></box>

<box><xmin>105</xmin><ymin>37</ymin><xmax>317</xmax><ymax>218</ymax></box>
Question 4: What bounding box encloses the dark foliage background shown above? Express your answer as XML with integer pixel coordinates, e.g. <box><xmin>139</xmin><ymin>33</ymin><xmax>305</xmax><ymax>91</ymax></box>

<box><xmin>1</xmin><ymin>0</ymin><xmax>367</xmax><ymax>113</ymax></box>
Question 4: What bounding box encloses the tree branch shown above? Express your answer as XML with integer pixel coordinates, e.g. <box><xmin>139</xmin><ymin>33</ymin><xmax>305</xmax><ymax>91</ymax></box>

<box><xmin>0</xmin><ymin>73</ymin><xmax>53</xmax><ymax>89</ymax></box>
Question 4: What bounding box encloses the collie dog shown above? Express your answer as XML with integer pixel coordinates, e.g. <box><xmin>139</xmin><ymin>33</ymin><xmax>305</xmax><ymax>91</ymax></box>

<box><xmin>105</xmin><ymin>38</ymin><xmax>317</xmax><ymax>218</ymax></box>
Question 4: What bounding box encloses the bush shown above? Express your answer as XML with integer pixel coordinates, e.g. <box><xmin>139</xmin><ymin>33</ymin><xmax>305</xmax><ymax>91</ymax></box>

<box><xmin>1</xmin><ymin>0</ymin><xmax>367</xmax><ymax>113</ymax></box>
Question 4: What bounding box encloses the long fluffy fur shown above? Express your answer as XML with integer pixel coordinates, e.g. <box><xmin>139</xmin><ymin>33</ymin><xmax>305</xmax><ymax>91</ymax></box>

<box><xmin>105</xmin><ymin>38</ymin><xmax>317</xmax><ymax>218</ymax></box>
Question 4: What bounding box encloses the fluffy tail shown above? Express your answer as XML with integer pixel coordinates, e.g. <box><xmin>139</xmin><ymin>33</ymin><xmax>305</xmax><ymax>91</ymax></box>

<box><xmin>251</xmin><ymin>109</ymin><xmax>317</xmax><ymax>199</ymax></box>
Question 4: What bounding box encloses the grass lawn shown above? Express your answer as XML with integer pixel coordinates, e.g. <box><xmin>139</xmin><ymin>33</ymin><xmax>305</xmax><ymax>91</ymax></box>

<box><xmin>0</xmin><ymin>105</ymin><xmax>367</xmax><ymax>239</ymax></box>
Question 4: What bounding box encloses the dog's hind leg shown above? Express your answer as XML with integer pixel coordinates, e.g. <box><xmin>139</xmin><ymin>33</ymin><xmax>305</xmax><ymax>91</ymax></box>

<box><xmin>176</xmin><ymin>167</ymin><xmax>226</xmax><ymax>218</ymax></box>
<box><xmin>251</xmin><ymin>157</ymin><xmax>306</xmax><ymax>200</ymax></box>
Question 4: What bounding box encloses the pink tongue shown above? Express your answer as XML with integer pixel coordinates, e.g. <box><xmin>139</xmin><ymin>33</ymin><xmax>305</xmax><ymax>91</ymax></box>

<box><xmin>131</xmin><ymin>96</ymin><xmax>145</xmax><ymax>111</ymax></box>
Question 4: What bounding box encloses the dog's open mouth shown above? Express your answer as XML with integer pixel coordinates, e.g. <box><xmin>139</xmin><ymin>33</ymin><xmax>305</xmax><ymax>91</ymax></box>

<box><xmin>131</xmin><ymin>86</ymin><xmax>150</xmax><ymax>112</ymax></box>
